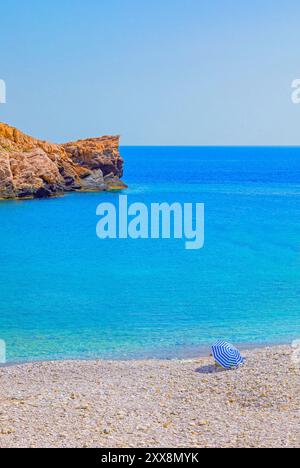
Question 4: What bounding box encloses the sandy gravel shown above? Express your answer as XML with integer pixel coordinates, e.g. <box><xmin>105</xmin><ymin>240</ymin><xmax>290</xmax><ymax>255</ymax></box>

<box><xmin>0</xmin><ymin>345</ymin><xmax>299</xmax><ymax>448</ymax></box>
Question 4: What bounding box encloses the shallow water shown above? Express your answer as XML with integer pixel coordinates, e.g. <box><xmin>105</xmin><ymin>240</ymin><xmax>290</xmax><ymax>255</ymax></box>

<box><xmin>0</xmin><ymin>146</ymin><xmax>300</xmax><ymax>362</ymax></box>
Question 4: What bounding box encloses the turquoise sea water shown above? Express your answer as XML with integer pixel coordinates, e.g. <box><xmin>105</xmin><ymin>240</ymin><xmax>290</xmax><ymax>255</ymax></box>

<box><xmin>1</xmin><ymin>147</ymin><xmax>300</xmax><ymax>363</ymax></box>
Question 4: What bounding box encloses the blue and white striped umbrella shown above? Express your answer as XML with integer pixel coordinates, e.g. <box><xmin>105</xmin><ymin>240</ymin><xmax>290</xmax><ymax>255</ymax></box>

<box><xmin>211</xmin><ymin>340</ymin><xmax>244</xmax><ymax>370</ymax></box>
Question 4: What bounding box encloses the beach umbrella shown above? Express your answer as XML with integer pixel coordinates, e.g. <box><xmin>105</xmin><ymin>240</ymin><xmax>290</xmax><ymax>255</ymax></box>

<box><xmin>211</xmin><ymin>340</ymin><xmax>244</xmax><ymax>370</ymax></box>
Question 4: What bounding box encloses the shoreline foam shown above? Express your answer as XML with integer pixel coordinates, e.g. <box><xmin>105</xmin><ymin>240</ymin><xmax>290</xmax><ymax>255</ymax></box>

<box><xmin>0</xmin><ymin>339</ymin><xmax>293</xmax><ymax>368</ymax></box>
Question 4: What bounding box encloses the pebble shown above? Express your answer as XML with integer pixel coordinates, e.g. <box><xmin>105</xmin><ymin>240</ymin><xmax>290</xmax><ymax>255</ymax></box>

<box><xmin>0</xmin><ymin>345</ymin><xmax>299</xmax><ymax>448</ymax></box>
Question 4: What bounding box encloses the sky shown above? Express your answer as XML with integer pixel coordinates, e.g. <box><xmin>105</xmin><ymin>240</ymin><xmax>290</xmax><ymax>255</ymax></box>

<box><xmin>1</xmin><ymin>0</ymin><xmax>300</xmax><ymax>145</ymax></box>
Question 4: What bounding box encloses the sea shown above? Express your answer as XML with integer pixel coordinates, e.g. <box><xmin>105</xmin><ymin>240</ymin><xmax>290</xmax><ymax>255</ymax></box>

<box><xmin>1</xmin><ymin>146</ymin><xmax>300</xmax><ymax>363</ymax></box>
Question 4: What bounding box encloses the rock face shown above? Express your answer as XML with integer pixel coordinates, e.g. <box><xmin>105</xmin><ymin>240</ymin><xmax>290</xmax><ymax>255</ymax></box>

<box><xmin>0</xmin><ymin>123</ymin><xmax>127</xmax><ymax>200</ymax></box>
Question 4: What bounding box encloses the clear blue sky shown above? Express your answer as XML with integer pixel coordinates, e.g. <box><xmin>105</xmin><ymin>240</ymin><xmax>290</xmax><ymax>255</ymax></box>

<box><xmin>1</xmin><ymin>0</ymin><xmax>300</xmax><ymax>145</ymax></box>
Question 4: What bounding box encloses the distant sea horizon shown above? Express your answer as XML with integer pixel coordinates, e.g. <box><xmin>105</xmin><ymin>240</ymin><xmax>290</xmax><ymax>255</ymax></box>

<box><xmin>120</xmin><ymin>145</ymin><xmax>300</xmax><ymax>148</ymax></box>
<box><xmin>0</xmin><ymin>146</ymin><xmax>300</xmax><ymax>363</ymax></box>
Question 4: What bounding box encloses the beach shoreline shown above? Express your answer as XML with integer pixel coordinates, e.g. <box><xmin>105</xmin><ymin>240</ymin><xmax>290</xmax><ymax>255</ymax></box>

<box><xmin>0</xmin><ymin>345</ymin><xmax>299</xmax><ymax>448</ymax></box>
<box><xmin>0</xmin><ymin>340</ymin><xmax>293</xmax><ymax>368</ymax></box>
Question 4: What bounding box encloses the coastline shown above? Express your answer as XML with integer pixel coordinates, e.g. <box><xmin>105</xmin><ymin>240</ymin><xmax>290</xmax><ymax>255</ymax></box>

<box><xmin>0</xmin><ymin>345</ymin><xmax>299</xmax><ymax>448</ymax></box>
<box><xmin>0</xmin><ymin>339</ymin><xmax>294</xmax><ymax>368</ymax></box>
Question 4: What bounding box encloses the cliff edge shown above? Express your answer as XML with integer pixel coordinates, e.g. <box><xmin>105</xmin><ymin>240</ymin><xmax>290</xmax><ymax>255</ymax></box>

<box><xmin>0</xmin><ymin>123</ymin><xmax>127</xmax><ymax>200</ymax></box>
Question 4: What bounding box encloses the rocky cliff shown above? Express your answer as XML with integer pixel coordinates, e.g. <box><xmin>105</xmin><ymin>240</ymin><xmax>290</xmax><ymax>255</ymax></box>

<box><xmin>0</xmin><ymin>123</ymin><xmax>127</xmax><ymax>200</ymax></box>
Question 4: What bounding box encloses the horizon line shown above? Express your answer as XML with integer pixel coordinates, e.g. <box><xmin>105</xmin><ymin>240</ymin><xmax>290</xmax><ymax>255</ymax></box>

<box><xmin>120</xmin><ymin>144</ymin><xmax>300</xmax><ymax>148</ymax></box>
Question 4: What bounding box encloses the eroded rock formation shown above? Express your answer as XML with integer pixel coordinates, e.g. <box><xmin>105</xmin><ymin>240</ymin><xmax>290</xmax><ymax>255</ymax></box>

<box><xmin>0</xmin><ymin>122</ymin><xmax>127</xmax><ymax>200</ymax></box>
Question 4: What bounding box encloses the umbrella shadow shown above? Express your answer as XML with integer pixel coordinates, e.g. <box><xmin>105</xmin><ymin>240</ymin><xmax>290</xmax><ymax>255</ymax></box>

<box><xmin>195</xmin><ymin>364</ymin><xmax>227</xmax><ymax>374</ymax></box>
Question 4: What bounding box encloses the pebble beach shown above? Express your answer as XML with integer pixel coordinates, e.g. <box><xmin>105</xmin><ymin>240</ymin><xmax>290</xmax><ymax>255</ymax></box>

<box><xmin>0</xmin><ymin>345</ymin><xmax>299</xmax><ymax>448</ymax></box>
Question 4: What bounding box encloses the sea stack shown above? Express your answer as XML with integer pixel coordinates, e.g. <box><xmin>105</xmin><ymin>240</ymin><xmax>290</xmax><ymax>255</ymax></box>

<box><xmin>0</xmin><ymin>122</ymin><xmax>127</xmax><ymax>200</ymax></box>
